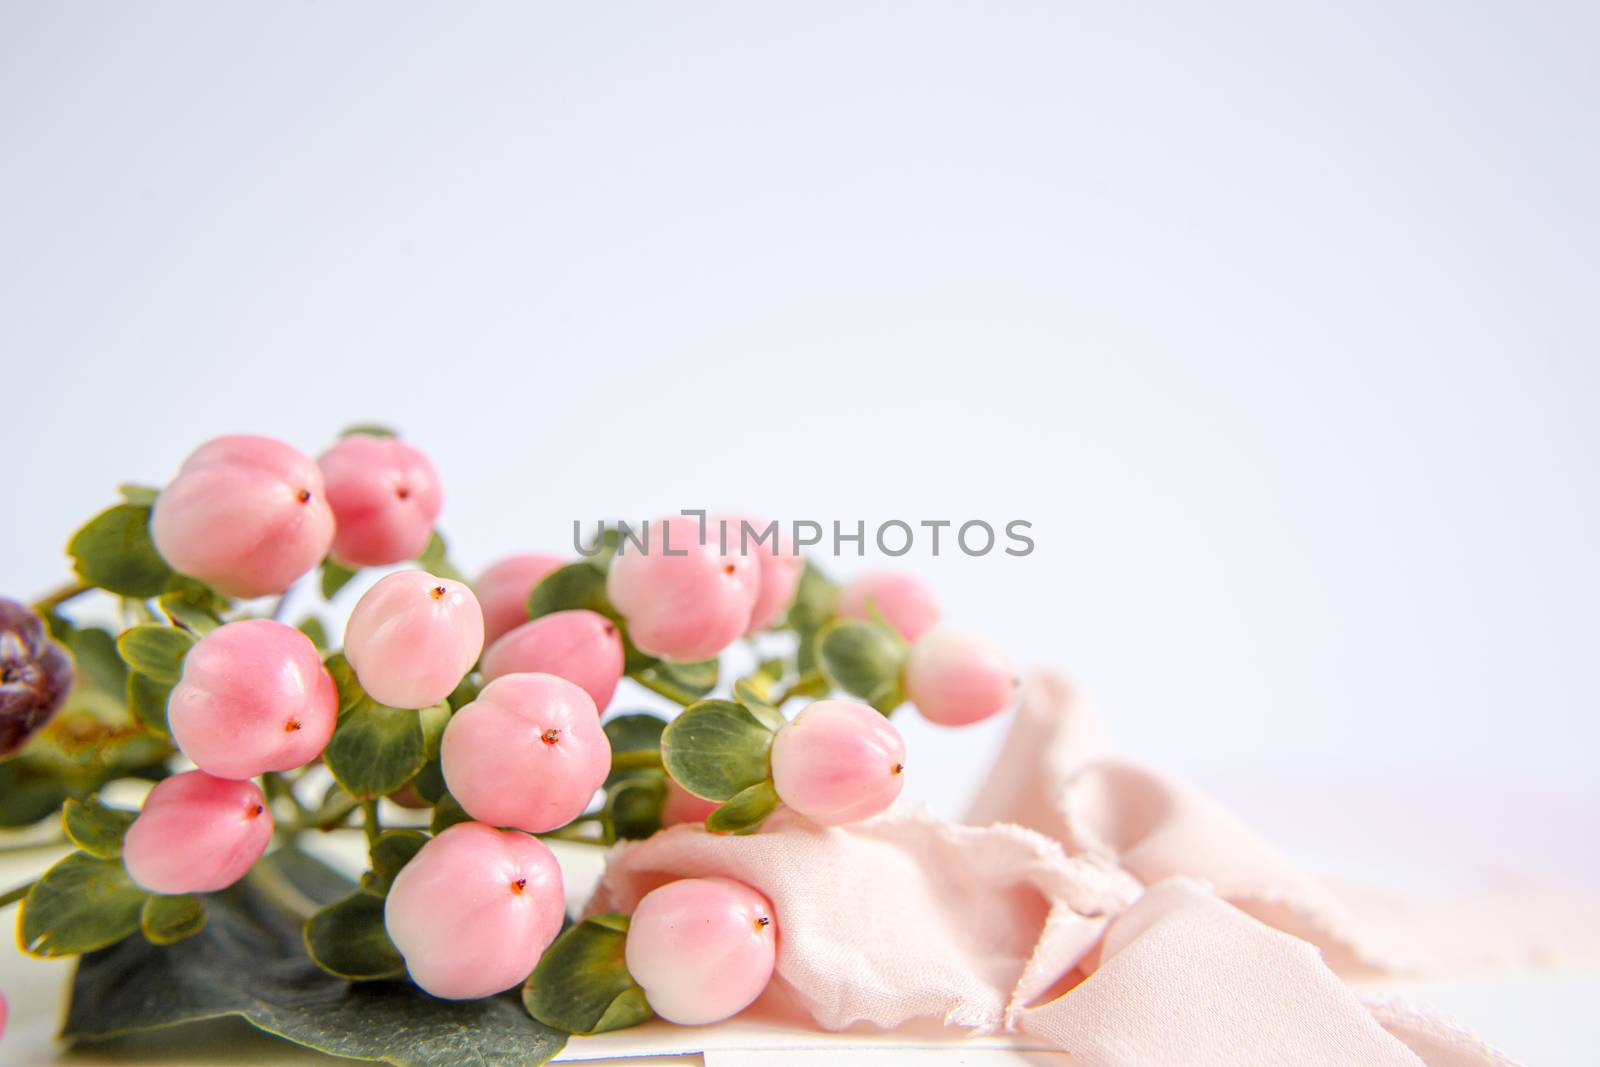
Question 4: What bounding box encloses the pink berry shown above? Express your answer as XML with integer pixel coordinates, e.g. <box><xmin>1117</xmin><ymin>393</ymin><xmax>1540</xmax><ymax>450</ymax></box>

<box><xmin>475</xmin><ymin>553</ymin><xmax>564</xmax><ymax>646</ymax></box>
<box><xmin>660</xmin><ymin>777</ymin><xmax>720</xmax><ymax>828</ymax></box>
<box><xmin>624</xmin><ymin>877</ymin><xmax>777</xmax><ymax>1025</ymax></box>
<box><xmin>151</xmin><ymin>435</ymin><xmax>335</xmax><ymax>598</ymax></box>
<box><xmin>440</xmin><ymin>673</ymin><xmax>610</xmax><ymax>833</ymax></box>
<box><xmin>123</xmin><ymin>771</ymin><xmax>273</xmax><ymax>894</ymax></box>
<box><xmin>344</xmin><ymin>571</ymin><xmax>484</xmax><ymax>709</ymax></box>
<box><xmin>167</xmin><ymin>619</ymin><xmax>337</xmax><ymax>779</ymax></box>
<box><xmin>480</xmin><ymin>610</ymin><xmax>624</xmax><ymax>713</ymax></box>
<box><xmin>606</xmin><ymin>515</ymin><xmax>758</xmax><ymax>662</ymax></box>
<box><xmin>837</xmin><ymin>572</ymin><xmax>940</xmax><ymax>642</ymax></box>
<box><xmin>385</xmin><ymin>822</ymin><xmax>563</xmax><ymax>1000</ymax></box>
<box><xmin>318</xmin><ymin>435</ymin><xmax>443</xmax><ymax>568</ymax></box>
<box><xmin>903</xmin><ymin>627</ymin><xmax>1018</xmax><ymax>726</ymax></box>
<box><xmin>0</xmin><ymin>988</ymin><xmax>6</xmax><ymax>1041</ymax></box>
<box><xmin>719</xmin><ymin>515</ymin><xmax>804</xmax><ymax>634</ymax></box>
<box><xmin>770</xmin><ymin>699</ymin><xmax>905</xmax><ymax>825</ymax></box>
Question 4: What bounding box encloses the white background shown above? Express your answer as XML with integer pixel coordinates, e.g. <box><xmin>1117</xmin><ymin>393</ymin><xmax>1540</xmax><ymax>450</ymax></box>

<box><xmin>2</xmin><ymin>0</ymin><xmax>1596</xmax><ymax>898</ymax></box>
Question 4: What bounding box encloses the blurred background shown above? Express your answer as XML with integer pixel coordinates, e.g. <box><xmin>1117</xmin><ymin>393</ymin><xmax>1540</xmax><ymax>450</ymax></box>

<box><xmin>2</xmin><ymin>0</ymin><xmax>1596</xmax><ymax>912</ymax></box>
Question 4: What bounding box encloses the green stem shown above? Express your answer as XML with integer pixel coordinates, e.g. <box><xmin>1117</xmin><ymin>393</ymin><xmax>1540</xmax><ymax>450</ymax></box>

<box><xmin>243</xmin><ymin>862</ymin><xmax>320</xmax><ymax>924</ymax></box>
<box><xmin>287</xmin><ymin>793</ymin><xmax>359</xmax><ymax>832</ymax></box>
<box><xmin>31</xmin><ymin>581</ymin><xmax>90</xmax><ymax>615</ymax></box>
<box><xmin>262</xmin><ymin>772</ymin><xmax>309</xmax><ymax>818</ymax></box>
<box><xmin>359</xmin><ymin>799</ymin><xmax>382</xmax><ymax>852</ymax></box>
<box><xmin>610</xmin><ymin>749</ymin><xmax>663</xmax><ymax>772</ymax></box>
<box><xmin>0</xmin><ymin>880</ymin><xmax>36</xmax><ymax>909</ymax></box>
<box><xmin>631</xmin><ymin>672</ymin><xmax>697</xmax><ymax>707</ymax></box>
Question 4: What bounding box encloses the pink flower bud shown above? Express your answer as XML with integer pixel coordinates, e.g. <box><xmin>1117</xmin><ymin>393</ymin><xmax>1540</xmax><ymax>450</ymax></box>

<box><xmin>151</xmin><ymin>435</ymin><xmax>335</xmax><ymax>598</ymax></box>
<box><xmin>903</xmin><ymin>627</ymin><xmax>1018</xmax><ymax>727</ymax></box>
<box><xmin>606</xmin><ymin>516</ymin><xmax>758</xmax><ymax>662</ymax></box>
<box><xmin>122</xmin><ymin>771</ymin><xmax>273</xmax><ymax>894</ymax></box>
<box><xmin>167</xmin><ymin>619</ymin><xmax>337</xmax><ymax>779</ymax></box>
<box><xmin>837</xmin><ymin>571</ymin><xmax>940</xmax><ymax>643</ymax></box>
<box><xmin>343</xmin><ymin>571</ymin><xmax>484</xmax><ymax>709</ymax></box>
<box><xmin>660</xmin><ymin>777</ymin><xmax>719</xmax><ymax>828</ymax></box>
<box><xmin>475</xmin><ymin>553</ymin><xmax>564</xmax><ymax>646</ymax></box>
<box><xmin>385</xmin><ymin>822</ymin><xmax>564</xmax><ymax>1000</ymax></box>
<box><xmin>624</xmin><ymin>877</ymin><xmax>777</xmax><ymax>1025</ymax></box>
<box><xmin>480</xmin><ymin>610</ymin><xmax>623</xmax><ymax>714</ymax></box>
<box><xmin>770</xmin><ymin>699</ymin><xmax>905</xmax><ymax>825</ymax></box>
<box><xmin>440</xmin><ymin>673</ymin><xmax>610</xmax><ymax>833</ymax></box>
<box><xmin>317</xmin><ymin>435</ymin><xmax>443</xmax><ymax>568</ymax></box>
<box><xmin>719</xmin><ymin>515</ymin><xmax>804</xmax><ymax>634</ymax></box>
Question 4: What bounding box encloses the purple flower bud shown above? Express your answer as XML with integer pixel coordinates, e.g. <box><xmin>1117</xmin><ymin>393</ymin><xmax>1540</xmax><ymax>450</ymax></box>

<box><xmin>0</xmin><ymin>598</ymin><xmax>74</xmax><ymax>757</ymax></box>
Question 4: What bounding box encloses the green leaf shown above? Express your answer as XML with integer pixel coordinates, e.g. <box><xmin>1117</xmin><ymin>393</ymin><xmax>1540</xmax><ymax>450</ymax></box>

<box><xmin>409</xmin><ymin>758</ymin><xmax>447</xmax><ymax>804</ymax></box>
<box><xmin>63</xmin><ymin>626</ymin><xmax>128</xmax><ymax>698</ymax></box>
<box><xmin>320</xmin><ymin>559</ymin><xmax>360</xmax><ymax>600</ymax></box>
<box><xmin>20</xmin><ymin>851</ymin><xmax>149</xmax><ymax>957</ymax></box>
<box><xmin>522</xmin><ymin>915</ymin><xmax>652</xmax><ymax>1035</ymax></box>
<box><xmin>117</xmin><ymin>483</ymin><xmax>160</xmax><ymax>507</ymax></box>
<box><xmin>141</xmin><ymin>893</ymin><xmax>206</xmax><ymax>944</ymax></box>
<box><xmin>67</xmin><ymin>504</ymin><xmax>177</xmax><ymax>598</ymax></box>
<box><xmin>157</xmin><ymin>592</ymin><xmax>222</xmax><ymax>635</ymax></box>
<box><xmin>340</xmin><ymin>423</ymin><xmax>398</xmax><ymax>439</ymax></box>
<box><xmin>732</xmin><ymin>679</ymin><xmax>786</xmax><ymax>733</ymax></box>
<box><xmin>418</xmin><ymin>701</ymin><xmax>451</xmax><ymax>760</ymax></box>
<box><xmin>526</xmin><ymin>562</ymin><xmax>612</xmax><ymax>621</ymax></box>
<box><xmin>603</xmin><ymin>774</ymin><xmax>665</xmax><ymax>842</ymax></box>
<box><xmin>65</xmin><ymin>849</ymin><xmax>567</xmax><ymax>1067</ymax></box>
<box><xmin>631</xmin><ymin>657</ymin><xmax>719</xmax><ymax>706</ymax></box>
<box><xmin>430</xmin><ymin>792</ymin><xmax>471</xmax><ymax>834</ymax></box>
<box><xmin>783</xmin><ymin>560</ymin><xmax>838</xmax><ymax>633</ymax></box>
<box><xmin>0</xmin><ymin>758</ymin><xmax>72</xmax><ymax>827</ymax></box>
<box><xmin>115</xmin><ymin>625</ymin><xmax>196</xmax><ymax>685</ymax></box>
<box><xmin>415</xmin><ymin>530</ymin><xmax>465</xmax><ymax>584</ymax></box>
<box><xmin>303</xmin><ymin>891</ymin><xmax>406</xmax><ymax>980</ymax></box>
<box><xmin>296</xmin><ymin>615</ymin><xmax>329</xmax><ymax>650</ymax></box>
<box><xmin>601</xmin><ymin>712</ymin><xmax>668</xmax><ymax>788</ymax></box>
<box><xmin>126</xmin><ymin>671</ymin><xmax>173</xmax><ymax>734</ymax></box>
<box><xmin>816</xmin><ymin>618</ymin><xmax>908</xmax><ymax>713</ymax></box>
<box><xmin>62</xmin><ymin>796</ymin><xmax>137</xmax><ymax>858</ymax></box>
<box><xmin>706</xmin><ymin>779</ymin><xmax>779</xmax><ymax>835</ymax></box>
<box><xmin>322</xmin><ymin>653</ymin><xmax>428</xmax><ymax>799</ymax></box>
<box><xmin>660</xmin><ymin>700</ymin><xmax>777</xmax><ymax>802</ymax></box>
<box><xmin>361</xmin><ymin>830</ymin><xmax>429</xmax><ymax>896</ymax></box>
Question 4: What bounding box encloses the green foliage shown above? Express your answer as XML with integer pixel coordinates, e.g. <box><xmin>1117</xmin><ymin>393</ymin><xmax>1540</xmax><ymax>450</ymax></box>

<box><xmin>21</xmin><ymin>851</ymin><xmax>149</xmax><ymax>957</ymax></box>
<box><xmin>361</xmin><ymin>830</ymin><xmax>429</xmax><ymax>896</ymax></box>
<box><xmin>706</xmin><ymin>779</ymin><xmax>779</xmax><ymax>835</ymax></box>
<box><xmin>522</xmin><ymin>915</ymin><xmax>652</xmax><ymax>1035</ymax></box>
<box><xmin>323</xmin><ymin>653</ymin><xmax>430</xmax><ymax>799</ymax></box>
<box><xmin>141</xmin><ymin>894</ymin><xmax>206</xmax><ymax>945</ymax></box>
<box><xmin>115</xmin><ymin>625</ymin><xmax>196</xmax><ymax>684</ymax></box>
<box><xmin>660</xmin><ymin>699</ymin><xmax>777</xmax><ymax>802</ymax></box>
<box><xmin>816</xmin><ymin>617</ymin><xmax>907</xmax><ymax>713</ymax></box>
<box><xmin>67</xmin><ymin>504</ymin><xmax>177</xmax><ymax>598</ymax></box>
<box><xmin>320</xmin><ymin>558</ymin><xmax>360</xmax><ymax>600</ymax></box>
<box><xmin>416</xmin><ymin>530</ymin><xmax>465</xmax><ymax>583</ymax></box>
<box><xmin>62</xmin><ymin>796</ymin><xmax>137</xmax><ymax>858</ymax></box>
<box><xmin>630</xmin><ymin>657</ymin><xmax>720</xmax><ymax>705</ymax></box>
<box><xmin>126</xmin><ymin>671</ymin><xmax>172</xmax><ymax>734</ymax></box>
<box><xmin>526</xmin><ymin>562</ymin><xmax>611</xmax><ymax>621</ymax></box>
<box><xmin>303</xmin><ymin>891</ymin><xmax>406</xmax><ymax>980</ymax></box>
<box><xmin>156</xmin><ymin>592</ymin><xmax>222</xmax><ymax>635</ymax></box>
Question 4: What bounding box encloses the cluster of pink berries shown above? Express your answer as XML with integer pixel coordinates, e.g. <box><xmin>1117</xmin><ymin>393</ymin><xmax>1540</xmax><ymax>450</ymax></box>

<box><xmin>7</xmin><ymin>429</ymin><xmax>1019</xmax><ymax>1033</ymax></box>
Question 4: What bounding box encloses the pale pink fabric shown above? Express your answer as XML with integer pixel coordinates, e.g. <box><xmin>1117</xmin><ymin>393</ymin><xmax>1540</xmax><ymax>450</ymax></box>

<box><xmin>591</xmin><ymin>671</ymin><xmax>1596</xmax><ymax>1064</ymax></box>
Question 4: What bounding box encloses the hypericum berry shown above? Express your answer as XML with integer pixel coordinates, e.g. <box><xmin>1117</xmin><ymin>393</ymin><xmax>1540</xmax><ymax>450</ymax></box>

<box><xmin>343</xmin><ymin>571</ymin><xmax>484</xmax><ymax>709</ymax></box>
<box><xmin>0</xmin><ymin>598</ymin><xmax>73</xmax><ymax>758</ymax></box>
<box><xmin>439</xmin><ymin>673</ymin><xmax>611</xmax><ymax>833</ymax></box>
<box><xmin>151</xmin><ymin>434</ymin><xmax>335</xmax><ymax>598</ymax></box>
<box><xmin>624</xmin><ymin>877</ymin><xmax>777</xmax><ymax>1026</ymax></box>
<box><xmin>475</xmin><ymin>553</ymin><xmax>564</xmax><ymax>646</ymax></box>
<box><xmin>903</xmin><ymin>627</ymin><xmax>1018</xmax><ymax>727</ymax></box>
<box><xmin>385</xmin><ymin>822</ymin><xmax>564</xmax><ymax>1000</ymax></box>
<box><xmin>317</xmin><ymin>434</ymin><xmax>443</xmax><ymax>567</ymax></box>
<box><xmin>122</xmin><ymin>771</ymin><xmax>273</xmax><ymax>894</ymax></box>
<box><xmin>718</xmin><ymin>514</ymin><xmax>804</xmax><ymax>634</ymax></box>
<box><xmin>606</xmin><ymin>515</ymin><xmax>758</xmax><ymax>662</ymax></box>
<box><xmin>479</xmin><ymin>610</ymin><xmax>624</xmax><ymax>713</ymax></box>
<box><xmin>837</xmin><ymin>571</ymin><xmax>940</xmax><ymax>642</ymax></box>
<box><xmin>770</xmin><ymin>699</ymin><xmax>905</xmax><ymax>825</ymax></box>
<box><xmin>167</xmin><ymin>619</ymin><xmax>337</xmax><ymax>779</ymax></box>
<box><xmin>660</xmin><ymin>777</ymin><xmax>719</xmax><ymax>828</ymax></box>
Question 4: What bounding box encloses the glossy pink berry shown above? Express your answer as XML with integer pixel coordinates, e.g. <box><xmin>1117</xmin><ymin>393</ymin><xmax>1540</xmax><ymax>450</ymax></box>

<box><xmin>660</xmin><ymin>777</ymin><xmax>719</xmax><ymax>828</ymax></box>
<box><xmin>151</xmin><ymin>435</ymin><xmax>335</xmax><ymax>598</ymax></box>
<box><xmin>440</xmin><ymin>673</ymin><xmax>610</xmax><ymax>833</ymax></box>
<box><xmin>480</xmin><ymin>610</ymin><xmax>624</xmax><ymax>713</ymax></box>
<box><xmin>318</xmin><ymin>435</ymin><xmax>443</xmax><ymax>567</ymax></box>
<box><xmin>385</xmin><ymin>822</ymin><xmax>564</xmax><ymax>1000</ymax></box>
<box><xmin>719</xmin><ymin>515</ymin><xmax>804</xmax><ymax>634</ymax></box>
<box><xmin>167</xmin><ymin>619</ymin><xmax>337</xmax><ymax>779</ymax></box>
<box><xmin>837</xmin><ymin>571</ymin><xmax>940</xmax><ymax>643</ymax></box>
<box><xmin>624</xmin><ymin>877</ymin><xmax>777</xmax><ymax>1025</ymax></box>
<box><xmin>770</xmin><ymin>699</ymin><xmax>904</xmax><ymax>825</ymax></box>
<box><xmin>0</xmin><ymin>988</ymin><xmax>6</xmax><ymax>1041</ymax></box>
<box><xmin>606</xmin><ymin>515</ymin><xmax>758</xmax><ymax>662</ymax></box>
<box><xmin>123</xmin><ymin>771</ymin><xmax>273</xmax><ymax>894</ymax></box>
<box><xmin>344</xmin><ymin>571</ymin><xmax>484</xmax><ymax>709</ymax></box>
<box><xmin>903</xmin><ymin>627</ymin><xmax>1018</xmax><ymax>727</ymax></box>
<box><xmin>475</xmin><ymin>553</ymin><xmax>564</xmax><ymax>646</ymax></box>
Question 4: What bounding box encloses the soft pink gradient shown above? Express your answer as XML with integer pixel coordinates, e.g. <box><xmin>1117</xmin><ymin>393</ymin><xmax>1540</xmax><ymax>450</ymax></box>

<box><xmin>384</xmin><ymin>822</ymin><xmax>564</xmax><ymax>1000</ymax></box>
<box><xmin>606</xmin><ymin>515</ymin><xmax>758</xmax><ymax>662</ymax></box>
<box><xmin>344</xmin><ymin>570</ymin><xmax>484</xmax><ymax>708</ymax></box>
<box><xmin>624</xmin><ymin>877</ymin><xmax>777</xmax><ymax>1026</ymax></box>
<box><xmin>480</xmin><ymin>609</ymin><xmax>624</xmax><ymax>713</ymax></box>
<box><xmin>167</xmin><ymin>619</ymin><xmax>337</xmax><ymax>779</ymax></box>
<box><xmin>718</xmin><ymin>514</ymin><xmax>804</xmax><ymax>633</ymax></box>
<box><xmin>475</xmin><ymin>553</ymin><xmax>564</xmax><ymax>646</ymax></box>
<box><xmin>836</xmin><ymin>571</ymin><xmax>940</xmax><ymax>642</ymax></box>
<box><xmin>770</xmin><ymin>699</ymin><xmax>905</xmax><ymax>826</ymax></box>
<box><xmin>903</xmin><ymin>626</ymin><xmax>1017</xmax><ymax>726</ymax></box>
<box><xmin>122</xmin><ymin>771</ymin><xmax>272</xmax><ymax>894</ymax></box>
<box><xmin>317</xmin><ymin>434</ymin><xmax>442</xmax><ymax>567</ymax></box>
<box><xmin>151</xmin><ymin>434</ymin><xmax>335</xmax><ymax>598</ymax></box>
<box><xmin>440</xmin><ymin>672</ymin><xmax>610</xmax><ymax>833</ymax></box>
